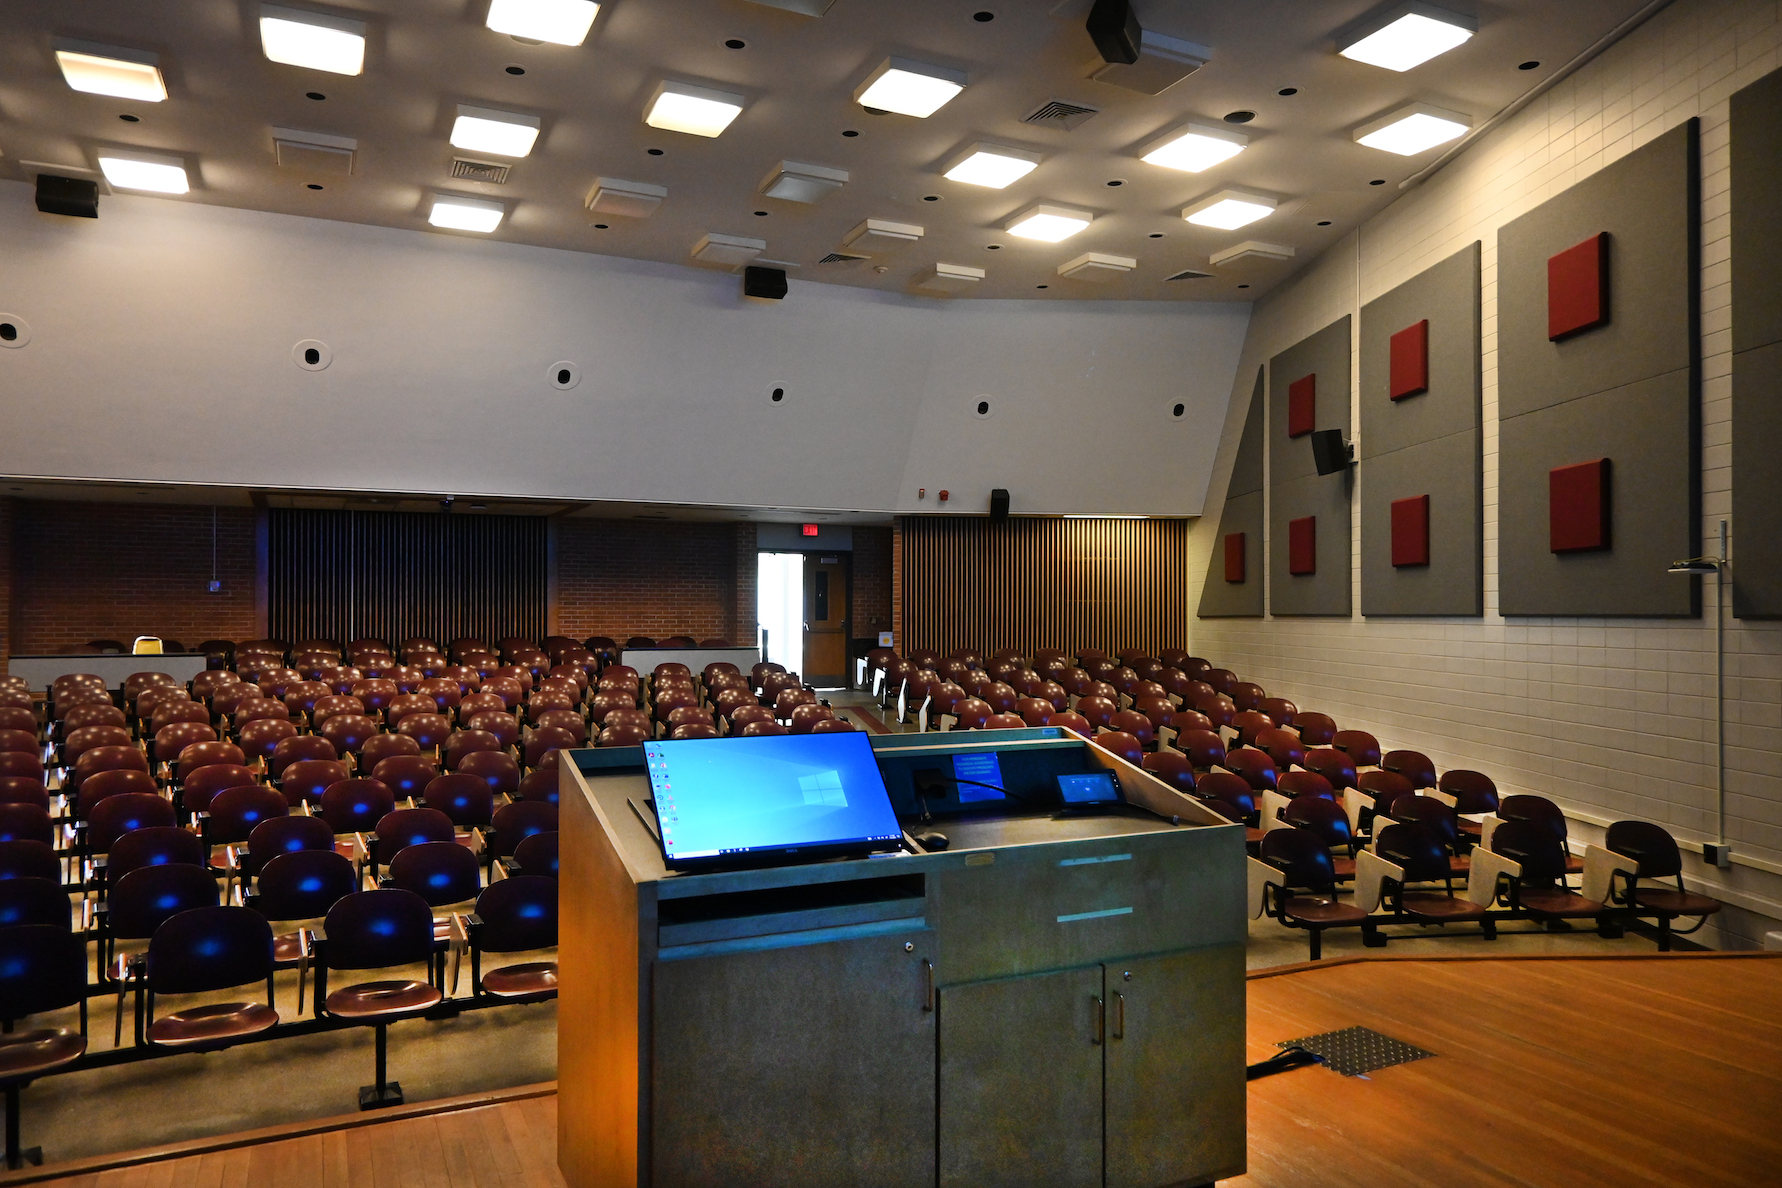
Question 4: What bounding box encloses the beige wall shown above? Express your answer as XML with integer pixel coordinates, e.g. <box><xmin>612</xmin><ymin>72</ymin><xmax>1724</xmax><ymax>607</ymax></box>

<box><xmin>1191</xmin><ymin>0</ymin><xmax>1782</xmax><ymax>948</ymax></box>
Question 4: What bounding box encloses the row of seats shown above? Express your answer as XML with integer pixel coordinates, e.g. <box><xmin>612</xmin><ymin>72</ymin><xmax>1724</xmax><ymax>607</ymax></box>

<box><xmin>859</xmin><ymin>645</ymin><xmax>1723</xmax><ymax>960</ymax></box>
<box><xmin>56</xmin><ymin>633</ymin><xmax>735</xmax><ymax>662</ymax></box>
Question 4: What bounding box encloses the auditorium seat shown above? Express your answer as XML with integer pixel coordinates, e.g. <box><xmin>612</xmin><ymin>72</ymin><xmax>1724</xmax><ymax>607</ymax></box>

<box><xmin>315</xmin><ymin>888</ymin><xmax>445</xmax><ymax>1109</ymax></box>
<box><xmin>1331</xmin><ymin>729</ymin><xmax>1382</xmax><ymax>768</ymax></box>
<box><xmin>1256</xmin><ymin>829</ymin><xmax>1376</xmax><ymax>960</ymax></box>
<box><xmin>467</xmin><ymin>876</ymin><xmax>558</xmax><ymax>1002</ymax></box>
<box><xmin>201</xmin><ymin>786</ymin><xmax>289</xmax><ymax>856</ymax></box>
<box><xmin>136</xmin><ymin>906</ymin><xmax>280</xmax><ymax>1050</ymax></box>
<box><xmin>1372</xmin><ymin>823</ymin><xmax>1494</xmax><ymax>937</ymax></box>
<box><xmin>247</xmin><ymin>848</ymin><xmax>359</xmax><ymax>1012</ymax></box>
<box><xmin>1603</xmin><ymin>820</ymin><xmax>1722</xmax><ymax>951</ymax></box>
<box><xmin>1486</xmin><ymin>820</ymin><xmax>1605</xmax><ymax>925</ymax></box>
<box><xmin>0</xmin><ymin>926</ymin><xmax>90</xmax><ymax>1168</ymax></box>
<box><xmin>456</xmin><ymin>751</ymin><xmax>521</xmax><ymax>800</ymax></box>
<box><xmin>1382</xmin><ymin>750</ymin><xmax>1437</xmax><ymax>789</ymax></box>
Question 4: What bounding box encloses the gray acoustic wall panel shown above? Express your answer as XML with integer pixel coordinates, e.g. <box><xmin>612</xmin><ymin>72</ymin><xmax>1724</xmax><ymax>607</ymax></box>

<box><xmin>1269</xmin><ymin>318</ymin><xmax>1352</xmax><ymax>486</ymax></box>
<box><xmin>1731</xmin><ymin>66</ymin><xmax>1782</xmax><ymax>617</ymax></box>
<box><xmin>1497</xmin><ymin>119</ymin><xmax>1699</xmax><ymax>617</ymax></box>
<box><xmin>1268</xmin><ymin>317</ymin><xmax>1352</xmax><ymax>615</ymax></box>
<box><xmin>1499</xmin><ymin>372</ymin><xmax>1698</xmax><ymax>616</ymax></box>
<box><xmin>1732</xmin><ymin>341</ymin><xmax>1782</xmax><ymax>616</ymax></box>
<box><xmin>1359</xmin><ymin>435</ymin><xmax>1483</xmax><ymax>616</ymax></box>
<box><xmin>1358</xmin><ymin>242</ymin><xmax>1482</xmax><ymax>616</ymax></box>
<box><xmin>1197</xmin><ymin>491</ymin><xmax>1264</xmax><ymax>617</ymax></box>
<box><xmin>1498</xmin><ymin>121</ymin><xmax>1698</xmax><ymax>421</ymax></box>
<box><xmin>1270</xmin><ymin>473</ymin><xmax>1353</xmax><ymax>617</ymax></box>
<box><xmin>1198</xmin><ymin>369</ymin><xmax>1265</xmax><ymax>618</ymax></box>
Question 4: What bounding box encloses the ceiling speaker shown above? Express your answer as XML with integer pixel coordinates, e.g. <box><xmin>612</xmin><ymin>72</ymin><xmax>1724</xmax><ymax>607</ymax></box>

<box><xmin>1086</xmin><ymin>0</ymin><xmax>1141</xmax><ymax>65</ymax></box>
<box><xmin>36</xmin><ymin>174</ymin><xmax>98</xmax><ymax>218</ymax></box>
<box><xmin>743</xmin><ymin>266</ymin><xmax>788</xmax><ymax>300</ymax></box>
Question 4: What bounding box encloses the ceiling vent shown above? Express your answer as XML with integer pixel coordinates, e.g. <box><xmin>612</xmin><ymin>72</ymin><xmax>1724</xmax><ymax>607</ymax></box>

<box><xmin>1166</xmin><ymin>268</ymin><xmax>1214</xmax><ymax>281</ymax></box>
<box><xmin>817</xmin><ymin>252</ymin><xmax>871</xmax><ymax>265</ymax></box>
<box><xmin>451</xmin><ymin>158</ymin><xmax>509</xmax><ymax>184</ymax></box>
<box><xmin>273</xmin><ymin>127</ymin><xmax>357</xmax><ymax>176</ymax></box>
<box><xmin>1021</xmin><ymin>99</ymin><xmax>1100</xmax><ymax>131</ymax></box>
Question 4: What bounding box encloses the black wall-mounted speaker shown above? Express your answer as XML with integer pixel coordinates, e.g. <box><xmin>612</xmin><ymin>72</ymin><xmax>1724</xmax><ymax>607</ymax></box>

<box><xmin>1310</xmin><ymin>429</ymin><xmax>1353</xmax><ymax>476</ymax></box>
<box><xmin>1086</xmin><ymin>0</ymin><xmax>1141</xmax><ymax>65</ymax></box>
<box><xmin>36</xmin><ymin>174</ymin><xmax>98</xmax><ymax>219</ymax></box>
<box><xmin>989</xmin><ymin>488</ymin><xmax>1010</xmax><ymax>521</ymax></box>
<box><xmin>743</xmin><ymin>266</ymin><xmax>788</xmax><ymax>300</ymax></box>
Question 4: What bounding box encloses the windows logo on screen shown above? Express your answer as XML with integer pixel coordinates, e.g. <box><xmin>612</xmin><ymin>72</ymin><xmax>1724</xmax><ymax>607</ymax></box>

<box><xmin>798</xmin><ymin>770</ymin><xmax>848</xmax><ymax>808</ymax></box>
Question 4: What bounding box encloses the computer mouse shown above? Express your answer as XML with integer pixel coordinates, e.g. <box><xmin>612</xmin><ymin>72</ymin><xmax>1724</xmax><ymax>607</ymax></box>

<box><xmin>913</xmin><ymin>830</ymin><xmax>950</xmax><ymax>852</ymax></box>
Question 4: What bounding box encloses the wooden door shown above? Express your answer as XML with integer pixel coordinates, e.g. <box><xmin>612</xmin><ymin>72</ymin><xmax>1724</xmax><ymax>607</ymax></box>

<box><xmin>1103</xmin><ymin>944</ymin><xmax>1247</xmax><ymax>1187</ymax></box>
<box><xmin>802</xmin><ymin>553</ymin><xmax>849</xmax><ymax>686</ymax></box>
<box><xmin>651</xmin><ymin>928</ymin><xmax>938</xmax><ymax>1188</ymax></box>
<box><xmin>938</xmin><ymin>966</ymin><xmax>1105</xmax><ymax>1188</ymax></box>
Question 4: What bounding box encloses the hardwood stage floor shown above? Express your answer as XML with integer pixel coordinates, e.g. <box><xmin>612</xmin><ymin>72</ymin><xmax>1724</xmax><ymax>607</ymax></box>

<box><xmin>9</xmin><ymin>954</ymin><xmax>1777</xmax><ymax>1188</ymax></box>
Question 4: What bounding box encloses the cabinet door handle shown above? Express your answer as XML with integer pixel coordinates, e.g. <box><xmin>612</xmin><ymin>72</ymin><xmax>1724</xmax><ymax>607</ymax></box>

<box><xmin>921</xmin><ymin>959</ymin><xmax>934</xmax><ymax>1012</ymax></box>
<box><xmin>1112</xmin><ymin>991</ymin><xmax>1125</xmax><ymax>1040</ymax></box>
<box><xmin>1092</xmin><ymin>996</ymin><xmax>1104</xmax><ymax>1045</ymax></box>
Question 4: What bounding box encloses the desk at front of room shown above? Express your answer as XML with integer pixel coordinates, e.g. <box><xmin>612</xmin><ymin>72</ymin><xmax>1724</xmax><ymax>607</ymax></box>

<box><xmin>557</xmin><ymin>728</ymin><xmax>1248</xmax><ymax>1188</ymax></box>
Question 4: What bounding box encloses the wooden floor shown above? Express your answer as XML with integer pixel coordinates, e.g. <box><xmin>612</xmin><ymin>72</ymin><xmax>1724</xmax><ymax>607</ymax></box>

<box><xmin>10</xmin><ymin>953</ymin><xmax>1778</xmax><ymax>1188</ymax></box>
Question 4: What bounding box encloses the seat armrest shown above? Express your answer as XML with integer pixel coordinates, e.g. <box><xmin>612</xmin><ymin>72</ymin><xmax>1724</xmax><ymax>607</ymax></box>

<box><xmin>1583</xmin><ymin>845</ymin><xmax>1639</xmax><ymax>905</ymax></box>
<box><xmin>1353</xmin><ymin>849</ymin><xmax>1405</xmax><ymax>914</ymax></box>
<box><xmin>1477</xmin><ymin>814</ymin><xmax>1502</xmax><ymax>851</ymax></box>
<box><xmin>1259</xmin><ymin>789</ymin><xmax>1290</xmax><ymax>825</ymax></box>
<box><xmin>1466</xmin><ymin>848</ymin><xmax>1521</xmax><ymax>906</ymax></box>
<box><xmin>1340</xmin><ymin>788</ymin><xmax>1368</xmax><ymax>836</ymax></box>
<box><xmin>1246</xmin><ymin>857</ymin><xmax>1278</xmax><ymax>920</ymax></box>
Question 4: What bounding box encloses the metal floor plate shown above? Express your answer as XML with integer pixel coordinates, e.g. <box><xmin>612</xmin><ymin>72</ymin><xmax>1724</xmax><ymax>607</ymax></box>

<box><xmin>1277</xmin><ymin>1026</ymin><xmax>1435</xmax><ymax>1077</ymax></box>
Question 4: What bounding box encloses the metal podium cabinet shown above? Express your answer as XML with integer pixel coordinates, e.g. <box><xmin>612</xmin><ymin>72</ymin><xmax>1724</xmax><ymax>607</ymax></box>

<box><xmin>650</xmin><ymin>927</ymin><xmax>939</xmax><ymax>1188</ymax></box>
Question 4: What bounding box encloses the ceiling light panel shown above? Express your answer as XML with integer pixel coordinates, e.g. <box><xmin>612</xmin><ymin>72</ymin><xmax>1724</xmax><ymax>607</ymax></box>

<box><xmin>586</xmin><ymin>177</ymin><xmax>667</xmax><ymax>218</ymax></box>
<box><xmin>1338</xmin><ymin>3</ymin><xmax>1476</xmax><ymax>72</ymax></box>
<box><xmin>646</xmin><ymin>81</ymin><xmax>745</xmax><ymax>138</ymax></box>
<box><xmin>842</xmin><ymin>218</ymin><xmax>923</xmax><ymax>248</ymax></box>
<box><xmin>1140</xmin><ymin>122</ymin><xmax>1246</xmax><ymax>173</ymax></box>
<box><xmin>1183</xmin><ymin>189</ymin><xmax>1276</xmax><ymax>230</ymax></box>
<box><xmin>451</xmin><ymin>105</ymin><xmax>542</xmax><ymax>158</ymax></box>
<box><xmin>1209</xmin><ymin>240</ymin><xmax>1294</xmax><ymax>265</ymax></box>
<box><xmin>916</xmin><ymin>263</ymin><xmax>984</xmax><ymax>293</ymax></box>
<box><xmin>1005</xmin><ymin>203</ymin><xmax>1093</xmax><ymax>243</ymax></box>
<box><xmin>484</xmin><ymin>0</ymin><xmax>599</xmax><ymax>47</ymax></box>
<box><xmin>55</xmin><ymin>43</ymin><xmax>166</xmax><ymax>102</ymax></box>
<box><xmin>96</xmin><ymin>150</ymin><xmax>190</xmax><ymax>194</ymax></box>
<box><xmin>1353</xmin><ymin>102</ymin><xmax>1470</xmax><ymax>155</ymax></box>
<box><xmin>692</xmin><ymin>233</ymin><xmax>765</xmax><ymax>266</ymax></box>
<box><xmin>1058</xmin><ymin>253</ymin><xmax>1136</xmax><ymax>282</ymax></box>
<box><xmin>429</xmin><ymin>194</ymin><xmax>505</xmax><ymax>232</ymax></box>
<box><xmin>760</xmin><ymin>161</ymin><xmax>849</xmax><ymax>203</ymax></box>
<box><xmin>854</xmin><ymin>57</ymin><xmax>967</xmax><ymax>118</ymax></box>
<box><xmin>943</xmin><ymin>144</ymin><xmax>1042</xmax><ymax>190</ymax></box>
<box><xmin>259</xmin><ymin>4</ymin><xmax>367</xmax><ymax>75</ymax></box>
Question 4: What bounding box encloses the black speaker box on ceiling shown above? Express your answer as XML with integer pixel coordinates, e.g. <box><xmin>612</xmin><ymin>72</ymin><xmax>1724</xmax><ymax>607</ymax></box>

<box><xmin>1086</xmin><ymin>0</ymin><xmax>1141</xmax><ymax>65</ymax></box>
<box><xmin>743</xmin><ymin>266</ymin><xmax>788</xmax><ymax>300</ymax></box>
<box><xmin>1310</xmin><ymin>429</ymin><xmax>1354</xmax><ymax>476</ymax></box>
<box><xmin>36</xmin><ymin>174</ymin><xmax>99</xmax><ymax>218</ymax></box>
<box><xmin>989</xmin><ymin>489</ymin><xmax>1010</xmax><ymax>521</ymax></box>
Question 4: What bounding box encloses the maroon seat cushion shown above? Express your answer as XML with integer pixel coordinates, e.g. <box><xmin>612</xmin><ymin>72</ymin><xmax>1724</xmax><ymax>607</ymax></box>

<box><xmin>325</xmin><ymin>979</ymin><xmax>443</xmax><ymax>1020</ymax></box>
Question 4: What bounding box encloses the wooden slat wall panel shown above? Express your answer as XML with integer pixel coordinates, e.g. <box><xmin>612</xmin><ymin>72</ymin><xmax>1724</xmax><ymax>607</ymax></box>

<box><xmin>899</xmin><ymin>517</ymin><xmax>1189</xmax><ymax>657</ymax></box>
<box><xmin>269</xmin><ymin>510</ymin><xmax>547</xmax><ymax>646</ymax></box>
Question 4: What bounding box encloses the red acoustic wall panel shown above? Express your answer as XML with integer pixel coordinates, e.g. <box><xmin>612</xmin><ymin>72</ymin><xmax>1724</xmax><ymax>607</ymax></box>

<box><xmin>1547</xmin><ymin>232</ymin><xmax>1611</xmax><ymax>341</ymax></box>
<box><xmin>1287</xmin><ymin>374</ymin><xmax>1316</xmax><ymax>437</ymax></box>
<box><xmin>1288</xmin><ymin>517</ymin><xmax>1317</xmax><ymax>575</ymax></box>
<box><xmin>1549</xmin><ymin>459</ymin><xmax>1611</xmax><ymax>553</ymax></box>
<box><xmin>1223</xmin><ymin>533</ymin><xmax>1246</xmax><ymax>583</ymax></box>
<box><xmin>1388</xmin><ymin>320</ymin><xmax>1429</xmax><ymax>400</ymax></box>
<box><xmin>1390</xmin><ymin>495</ymin><xmax>1431</xmax><ymax>567</ymax></box>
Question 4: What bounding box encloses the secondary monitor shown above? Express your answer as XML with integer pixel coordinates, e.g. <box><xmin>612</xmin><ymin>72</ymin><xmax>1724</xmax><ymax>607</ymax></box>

<box><xmin>1057</xmin><ymin>769</ymin><xmax>1122</xmax><ymax>806</ymax></box>
<box><xmin>643</xmin><ymin>731</ymin><xmax>904</xmax><ymax>869</ymax></box>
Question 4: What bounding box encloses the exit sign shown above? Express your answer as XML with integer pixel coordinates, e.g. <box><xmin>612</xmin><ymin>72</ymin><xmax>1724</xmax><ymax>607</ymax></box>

<box><xmin>801</xmin><ymin>524</ymin><xmax>819</xmax><ymax>537</ymax></box>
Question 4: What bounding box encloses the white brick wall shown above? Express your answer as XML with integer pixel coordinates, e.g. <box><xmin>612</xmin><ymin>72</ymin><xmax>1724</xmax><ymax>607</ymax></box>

<box><xmin>1190</xmin><ymin>0</ymin><xmax>1782</xmax><ymax>947</ymax></box>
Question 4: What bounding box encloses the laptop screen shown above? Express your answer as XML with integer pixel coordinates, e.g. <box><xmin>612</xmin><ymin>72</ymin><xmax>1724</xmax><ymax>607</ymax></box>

<box><xmin>643</xmin><ymin>731</ymin><xmax>904</xmax><ymax>867</ymax></box>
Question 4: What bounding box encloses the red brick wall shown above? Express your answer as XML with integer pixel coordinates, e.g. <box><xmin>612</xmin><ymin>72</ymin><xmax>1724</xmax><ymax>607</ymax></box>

<box><xmin>10</xmin><ymin>501</ymin><xmax>260</xmax><ymax>654</ymax></box>
<box><xmin>853</xmin><ymin>526</ymin><xmax>893</xmax><ymax>637</ymax></box>
<box><xmin>556</xmin><ymin>519</ymin><xmax>755</xmax><ymax>644</ymax></box>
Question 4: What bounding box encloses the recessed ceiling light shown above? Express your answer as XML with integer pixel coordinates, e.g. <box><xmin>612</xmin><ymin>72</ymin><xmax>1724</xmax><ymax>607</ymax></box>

<box><xmin>55</xmin><ymin>43</ymin><xmax>166</xmax><ymax>102</ymax></box>
<box><xmin>853</xmin><ymin>57</ymin><xmax>967</xmax><ymax>118</ymax></box>
<box><xmin>1317</xmin><ymin>220</ymin><xmax>1332</xmax><ymax>226</ymax></box>
<box><xmin>1519</xmin><ymin>60</ymin><xmax>1540</xmax><ymax>70</ymax></box>
<box><xmin>119</xmin><ymin>113</ymin><xmax>141</xmax><ymax>122</ymax></box>
<box><xmin>1005</xmin><ymin>203</ymin><xmax>1093</xmax><ymax>243</ymax></box>
<box><xmin>842</xmin><ymin>129</ymin><xmax>859</xmax><ymax>137</ymax></box>
<box><xmin>485</xmin><ymin>0</ymin><xmax>598</xmax><ymax>46</ymax></box>
<box><xmin>1182</xmin><ymin>189</ymin><xmax>1276</xmax><ymax>230</ymax></box>
<box><xmin>260</xmin><ymin>4</ymin><xmax>367</xmax><ymax>76</ymax></box>
<box><xmin>1353</xmin><ymin>102</ymin><xmax>1470</xmax><ymax>155</ymax></box>
<box><xmin>943</xmin><ymin>143</ymin><xmax>1041</xmax><ymax>189</ymax></box>
<box><xmin>1278</xmin><ymin>87</ymin><xmax>1299</xmax><ymax>96</ymax></box>
<box><xmin>1140</xmin><ymin>121</ymin><xmax>1247</xmax><ymax>173</ymax></box>
<box><xmin>645</xmin><ymin>80</ymin><xmax>745</xmax><ymax>137</ymax></box>
<box><xmin>96</xmin><ymin>150</ymin><xmax>190</xmax><ymax>194</ymax></box>
<box><xmin>725</xmin><ymin>38</ymin><xmax>746</xmax><ymax>49</ymax></box>
<box><xmin>1223</xmin><ymin>111</ymin><xmax>1255</xmax><ymax>124</ymax></box>
<box><xmin>1338</xmin><ymin>2</ymin><xmax>1476</xmax><ymax>72</ymax></box>
<box><xmin>429</xmin><ymin>194</ymin><xmax>505</xmax><ymax>232</ymax></box>
<box><xmin>450</xmin><ymin>105</ymin><xmax>542</xmax><ymax>157</ymax></box>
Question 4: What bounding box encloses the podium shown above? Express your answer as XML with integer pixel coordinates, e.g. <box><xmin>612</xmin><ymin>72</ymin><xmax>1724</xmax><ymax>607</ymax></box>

<box><xmin>557</xmin><ymin>732</ymin><xmax>1248</xmax><ymax>1188</ymax></box>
